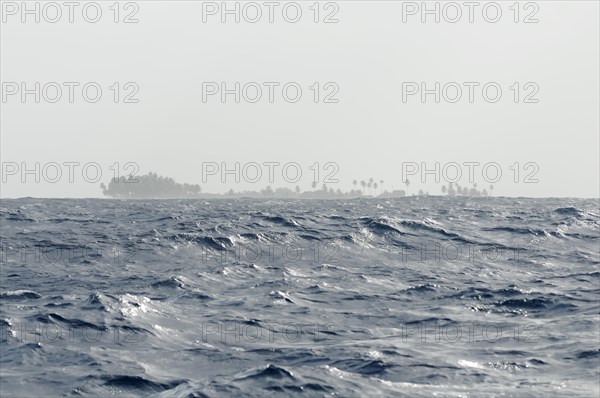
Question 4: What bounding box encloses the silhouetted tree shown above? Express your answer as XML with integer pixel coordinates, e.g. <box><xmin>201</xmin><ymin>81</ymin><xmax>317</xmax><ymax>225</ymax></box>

<box><xmin>100</xmin><ymin>172</ymin><xmax>201</xmax><ymax>198</ymax></box>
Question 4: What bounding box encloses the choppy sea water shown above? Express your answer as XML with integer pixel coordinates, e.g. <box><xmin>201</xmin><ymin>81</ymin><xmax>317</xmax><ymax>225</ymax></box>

<box><xmin>0</xmin><ymin>197</ymin><xmax>598</xmax><ymax>397</ymax></box>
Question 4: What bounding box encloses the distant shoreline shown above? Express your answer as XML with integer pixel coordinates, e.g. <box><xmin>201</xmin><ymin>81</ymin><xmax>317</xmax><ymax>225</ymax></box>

<box><xmin>2</xmin><ymin>196</ymin><xmax>598</xmax><ymax>200</ymax></box>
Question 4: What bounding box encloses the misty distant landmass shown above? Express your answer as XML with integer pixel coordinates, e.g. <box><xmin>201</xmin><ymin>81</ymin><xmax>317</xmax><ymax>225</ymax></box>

<box><xmin>100</xmin><ymin>172</ymin><xmax>202</xmax><ymax>199</ymax></box>
<box><xmin>100</xmin><ymin>172</ymin><xmax>495</xmax><ymax>199</ymax></box>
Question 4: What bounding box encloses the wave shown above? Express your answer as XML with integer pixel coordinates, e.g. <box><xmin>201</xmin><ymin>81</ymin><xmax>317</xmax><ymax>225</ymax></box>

<box><xmin>0</xmin><ymin>197</ymin><xmax>598</xmax><ymax>397</ymax></box>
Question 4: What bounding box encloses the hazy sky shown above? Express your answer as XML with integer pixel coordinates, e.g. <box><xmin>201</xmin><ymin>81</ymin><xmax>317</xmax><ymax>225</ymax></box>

<box><xmin>1</xmin><ymin>1</ymin><xmax>599</xmax><ymax>198</ymax></box>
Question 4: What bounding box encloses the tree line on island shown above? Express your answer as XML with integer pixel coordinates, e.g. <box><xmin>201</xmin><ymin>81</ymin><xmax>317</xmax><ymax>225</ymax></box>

<box><xmin>100</xmin><ymin>172</ymin><xmax>495</xmax><ymax>199</ymax></box>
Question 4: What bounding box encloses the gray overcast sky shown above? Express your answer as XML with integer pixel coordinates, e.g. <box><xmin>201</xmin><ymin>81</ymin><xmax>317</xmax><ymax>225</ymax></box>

<box><xmin>1</xmin><ymin>1</ymin><xmax>598</xmax><ymax>198</ymax></box>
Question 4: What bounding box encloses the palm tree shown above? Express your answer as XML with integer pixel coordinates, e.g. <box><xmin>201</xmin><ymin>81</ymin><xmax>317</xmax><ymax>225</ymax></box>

<box><xmin>353</xmin><ymin>180</ymin><xmax>358</xmax><ymax>190</ymax></box>
<box><xmin>441</xmin><ymin>185</ymin><xmax>447</xmax><ymax>195</ymax></box>
<box><xmin>373</xmin><ymin>182</ymin><xmax>378</xmax><ymax>196</ymax></box>
<box><xmin>470</xmin><ymin>183</ymin><xmax>478</xmax><ymax>196</ymax></box>
<box><xmin>379</xmin><ymin>180</ymin><xmax>384</xmax><ymax>193</ymax></box>
<box><xmin>295</xmin><ymin>186</ymin><xmax>301</xmax><ymax>195</ymax></box>
<box><xmin>311</xmin><ymin>181</ymin><xmax>317</xmax><ymax>190</ymax></box>
<box><xmin>489</xmin><ymin>184</ymin><xmax>494</xmax><ymax>197</ymax></box>
<box><xmin>360</xmin><ymin>180</ymin><xmax>366</xmax><ymax>194</ymax></box>
<box><xmin>404</xmin><ymin>178</ymin><xmax>410</xmax><ymax>195</ymax></box>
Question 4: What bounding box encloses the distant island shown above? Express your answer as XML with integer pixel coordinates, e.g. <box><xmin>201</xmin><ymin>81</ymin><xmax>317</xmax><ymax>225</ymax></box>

<box><xmin>101</xmin><ymin>173</ymin><xmax>201</xmax><ymax>199</ymax></box>
<box><xmin>100</xmin><ymin>172</ymin><xmax>494</xmax><ymax>199</ymax></box>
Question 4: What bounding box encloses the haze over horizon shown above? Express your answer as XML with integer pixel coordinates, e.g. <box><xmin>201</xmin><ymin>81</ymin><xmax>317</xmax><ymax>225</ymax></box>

<box><xmin>1</xmin><ymin>1</ymin><xmax>599</xmax><ymax>198</ymax></box>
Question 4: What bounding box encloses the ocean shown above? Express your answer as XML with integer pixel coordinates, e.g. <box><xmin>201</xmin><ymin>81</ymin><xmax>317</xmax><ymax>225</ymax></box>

<box><xmin>1</xmin><ymin>197</ymin><xmax>599</xmax><ymax>397</ymax></box>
